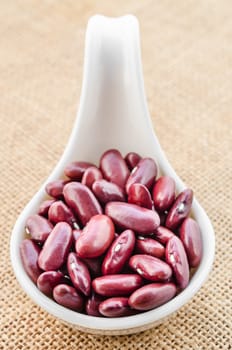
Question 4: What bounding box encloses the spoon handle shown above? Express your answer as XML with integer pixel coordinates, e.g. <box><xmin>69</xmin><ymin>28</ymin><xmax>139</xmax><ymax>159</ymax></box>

<box><xmin>64</xmin><ymin>15</ymin><xmax>159</xmax><ymax>162</ymax></box>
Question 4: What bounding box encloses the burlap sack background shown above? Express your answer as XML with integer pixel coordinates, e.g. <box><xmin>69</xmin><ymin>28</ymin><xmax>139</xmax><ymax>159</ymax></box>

<box><xmin>1</xmin><ymin>0</ymin><xmax>231</xmax><ymax>349</ymax></box>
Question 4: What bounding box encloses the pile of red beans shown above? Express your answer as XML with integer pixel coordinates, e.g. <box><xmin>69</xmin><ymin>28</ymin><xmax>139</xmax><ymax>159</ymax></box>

<box><xmin>20</xmin><ymin>149</ymin><xmax>202</xmax><ymax>317</ymax></box>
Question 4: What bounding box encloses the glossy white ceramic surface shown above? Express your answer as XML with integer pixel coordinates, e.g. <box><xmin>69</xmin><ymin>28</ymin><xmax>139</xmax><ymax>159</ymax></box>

<box><xmin>10</xmin><ymin>15</ymin><xmax>215</xmax><ymax>335</ymax></box>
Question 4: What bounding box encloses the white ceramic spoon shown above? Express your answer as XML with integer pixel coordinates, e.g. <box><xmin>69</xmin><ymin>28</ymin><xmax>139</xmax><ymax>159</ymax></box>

<box><xmin>11</xmin><ymin>15</ymin><xmax>215</xmax><ymax>335</ymax></box>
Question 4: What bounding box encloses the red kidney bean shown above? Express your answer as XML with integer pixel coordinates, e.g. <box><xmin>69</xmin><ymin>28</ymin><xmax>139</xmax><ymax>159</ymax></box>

<box><xmin>105</xmin><ymin>202</ymin><xmax>160</xmax><ymax>234</ymax></box>
<box><xmin>81</xmin><ymin>166</ymin><xmax>103</xmax><ymax>188</ymax></box>
<box><xmin>75</xmin><ymin>214</ymin><xmax>115</xmax><ymax>258</ymax></box>
<box><xmin>58</xmin><ymin>262</ymin><xmax>69</xmax><ymax>277</ymax></box>
<box><xmin>129</xmin><ymin>254</ymin><xmax>172</xmax><ymax>282</ymax></box>
<box><xmin>166</xmin><ymin>236</ymin><xmax>189</xmax><ymax>289</ymax></box>
<box><xmin>125</xmin><ymin>158</ymin><xmax>157</xmax><ymax>193</ymax></box>
<box><xmin>20</xmin><ymin>239</ymin><xmax>42</xmax><ymax>283</ymax></box>
<box><xmin>166</xmin><ymin>189</ymin><xmax>193</xmax><ymax>230</ymax></box>
<box><xmin>64</xmin><ymin>161</ymin><xmax>93</xmax><ymax>181</ymax></box>
<box><xmin>100</xmin><ymin>149</ymin><xmax>130</xmax><ymax>188</ymax></box>
<box><xmin>154</xmin><ymin>226</ymin><xmax>175</xmax><ymax>245</ymax></box>
<box><xmin>129</xmin><ymin>282</ymin><xmax>177</xmax><ymax>311</ymax></box>
<box><xmin>128</xmin><ymin>183</ymin><xmax>153</xmax><ymax>209</ymax></box>
<box><xmin>48</xmin><ymin>200</ymin><xmax>77</xmax><ymax>227</ymax></box>
<box><xmin>152</xmin><ymin>176</ymin><xmax>175</xmax><ymax>211</ymax></box>
<box><xmin>92</xmin><ymin>179</ymin><xmax>125</xmax><ymax>205</ymax></box>
<box><xmin>72</xmin><ymin>228</ymin><xmax>82</xmax><ymax>241</ymax></box>
<box><xmin>53</xmin><ymin>284</ymin><xmax>84</xmax><ymax>311</ymax></box>
<box><xmin>179</xmin><ymin>218</ymin><xmax>202</xmax><ymax>267</ymax></box>
<box><xmin>99</xmin><ymin>297</ymin><xmax>134</xmax><ymax>317</ymax></box>
<box><xmin>38</xmin><ymin>199</ymin><xmax>55</xmax><ymax>217</ymax></box>
<box><xmin>102</xmin><ymin>229</ymin><xmax>135</xmax><ymax>275</ymax></box>
<box><xmin>62</xmin><ymin>275</ymin><xmax>73</xmax><ymax>285</ymax></box>
<box><xmin>159</xmin><ymin>212</ymin><xmax>168</xmax><ymax>226</ymax></box>
<box><xmin>82</xmin><ymin>257</ymin><xmax>103</xmax><ymax>277</ymax></box>
<box><xmin>37</xmin><ymin>271</ymin><xmax>64</xmax><ymax>296</ymax></box>
<box><xmin>25</xmin><ymin>214</ymin><xmax>53</xmax><ymax>242</ymax></box>
<box><xmin>135</xmin><ymin>236</ymin><xmax>165</xmax><ymax>258</ymax></box>
<box><xmin>125</xmin><ymin>152</ymin><xmax>141</xmax><ymax>170</ymax></box>
<box><xmin>22</xmin><ymin>149</ymin><xmax>200</xmax><ymax>317</ymax></box>
<box><xmin>67</xmin><ymin>252</ymin><xmax>91</xmax><ymax>296</ymax></box>
<box><xmin>85</xmin><ymin>293</ymin><xmax>104</xmax><ymax>316</ymax></box>
<box><xmin>92</xmin><ymin>274</ymin><xmax>143</xmax><ymax>296</ymax></box>
<box><xmin>38</xmin><ymin>222</ymin><xmax>73</xmax><ymax>271</ymax></box>
<box><xmin>63</xmin><ymin>182</ymin><xmax>102</xmax><ymax>226</ymax></box>
<box><xmin>45</xmin><ymin>179</ymin><xmax>68</xmax><ymax>199</ymax></box>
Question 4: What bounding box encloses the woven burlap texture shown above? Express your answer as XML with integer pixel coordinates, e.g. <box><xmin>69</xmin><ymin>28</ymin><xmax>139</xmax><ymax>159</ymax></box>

<box><xmin>1</xmin><ymin>0</ymin><xmax>231</xmax><ymax>349</ymax></box>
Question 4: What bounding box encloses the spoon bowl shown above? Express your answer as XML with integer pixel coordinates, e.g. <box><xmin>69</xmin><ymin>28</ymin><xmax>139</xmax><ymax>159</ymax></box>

<box><xmin>10</xmin><ymin>15</ymin><xmax>215</xmax><ymax>335</ymax></box>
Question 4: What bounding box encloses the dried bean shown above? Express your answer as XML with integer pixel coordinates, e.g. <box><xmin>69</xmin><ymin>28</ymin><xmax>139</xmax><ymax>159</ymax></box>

<box><xmin>75</xmin><ymin>214</ymin><xmax>115</xmax><ymax>258</ymax></box>
<box><xmin>72</xmin><ymin>229</ymin><xmax>82</xmax><ymax>241</ymax></box>
<box><xmin>67</xmin><ymin>252</ymin><xmax>91</xmax><ymax>296</ymax></box>
<box><xmin>45</xmin><ymin>179</ymin><xmax>68</xmax><ymax>199</ymax></box>
<box><xmin>81</xmin><ymin>166</ymin><xmax>103</xmax><ymax>188</ymax></box>
<box><xmin>125</xmin><ymin>158</ymin><xmax>157</xmax><ymax>193</ymax></box>
<box><xmin>48</xmin><ymin>200</ymin><xmax>77</xmax><ymax>227</ymax></box>
<box><xmin>37</xmin><ymin>271</ymin><xmax>64</xmax><ymax>296</ymax></box>
<box><xmin>25</xmin><ymin>214</ymin><xmax>53</xmax><ymax>242</ymax></box>
<box><xmin>64</xmin><ymin>161</ymin><xmax>93</xmax><ymax>180</ymax></box>
<box><xmin>105</xmin><ymin>202</ymin><xmax>160</xmax><ymax>234</ymax></box>
<box><xmin>100</xmin><ymin>149</ymin><xmax>130</xmax><ymax>188</ymax></box>
<box><xmin>82</xmin><ymin>257</ymin><xmax>103</xmax><ymax>277</ymax></box>
<box><xmin>129</xmin><ymin>283</ymin><xmax>177</xmax><ymax>311</ymax></box>
<box><xmin>166</xmin><ymin>189</ymin><xmax>193</xmax><ymax>230</ymax></box>
<box><xmin>85</xmin><ymin>293</ymin><xmax>104</xmax><ymax>316</ymax></box>
<box><xmin>125</xmin><ymin>152</ymin><xmax>141</xmax><ymax>170</ymax></box>
<box><xmin>129</xmin><ymin>254</ymin><xmax>172</xmax><ymax>281</ymax></box>
<box><xmin>135</xmin><ymin>236</ymin><xmax>165</xmax><ymax>258</ymax></box>
<box><xmin>92</xmin><ymin>179</ymin><xmax>125</xmax><ymax>204</ymax></box>
<box><xmin>53</xmin><ymin>284</ymin><xmax>84</xmax><ymax>311</ymax></box>
<box><xmin>38</xmin><ymin>199</ymin><xmax>55</xmax><ymax>217</ymax></box>
<box><xmin>159</xmin><ymin>212</ymin><xmax>167</xmax><ymax>226</ymax></box>
<box><xmin>38</xmin><ymin>222</ymin><xmax>73</xmax><ymax>271</ymax></box>
<box><xmin>99</xmin><ymin>297</ymin><xmax>133</xmax><ymax>317</ymax></box>
<box><xmin>179</xmin><ymin>218</ymin><xmax>202</xmax><ymax>267</ymax></box>
<box><xmin>102</xmin><ymin>229</ymin><xmax>135</xmax><ymax>275</ymax></box>
<box><xmin>152</xmin><ymin>176</ymin><xmax>175</xmax><ymax>211</ymax></box>
<box><xmin>22</xmin><ymin>148</ymin><xmax>201</xmax><ymax>317</ymax></box>
<box><xmin>128</xmin><ymin>183</ymin><xmax>153</xmax><ymax>209</ymax></box>
<box><xmin>63</xmin><ymin>182</ymin><xmax>102</xmax><ymax>226</ymax></box>
<box><xmin>20</xmin><ymin>239</ymin><xmax>42</xmax><ymax>283</ymax></box>
<box><xmin>154</xmin><ymin>226</ymin><xmax>175</xmax><ymax>245</ymax></box>
<box><xmin>92</xmin><ymin>274</ymin><xmax>143</xmax><ymax>296</ymax></box>
<box><xmin>166</xmin><ymin>236</ymin><xmax>189</xmax><ymax>289</ymax></box>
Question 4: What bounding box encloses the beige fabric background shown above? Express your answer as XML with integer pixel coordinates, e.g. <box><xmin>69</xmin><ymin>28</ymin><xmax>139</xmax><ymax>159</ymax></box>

<box><xmin>1</xmin><ymin>0</ymin><xmax>231</xmax><ymax>348</ymax></box>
